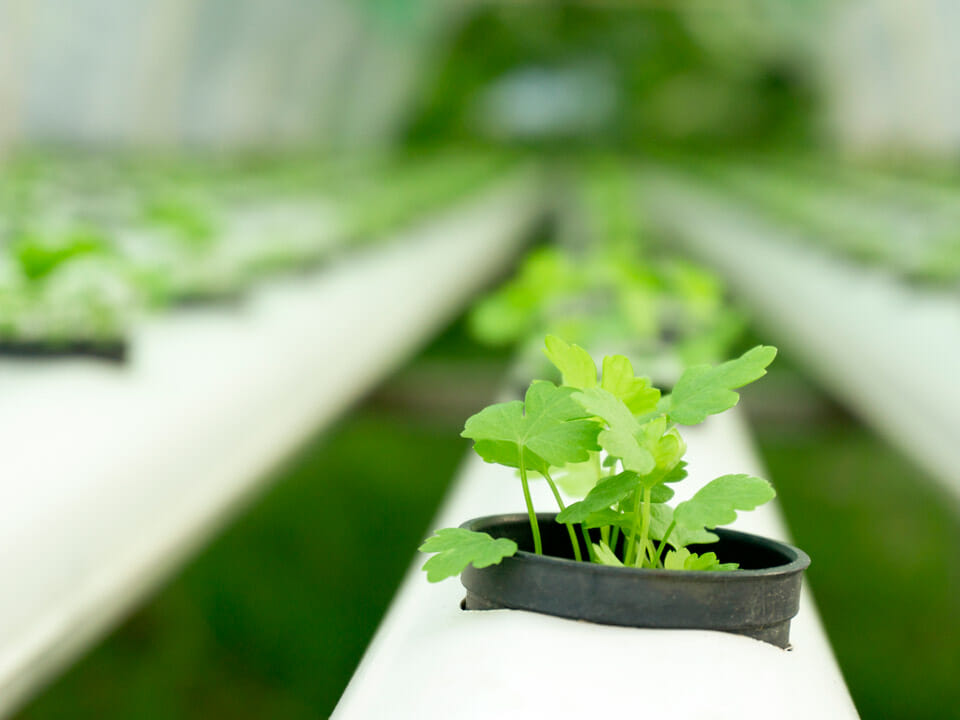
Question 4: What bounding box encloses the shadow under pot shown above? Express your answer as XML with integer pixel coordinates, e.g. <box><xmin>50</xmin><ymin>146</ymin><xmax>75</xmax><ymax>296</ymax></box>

<box><xmin>460</xmin><ymin>513</ymin><xmax>810</xmax><ymax>649</ymax></box>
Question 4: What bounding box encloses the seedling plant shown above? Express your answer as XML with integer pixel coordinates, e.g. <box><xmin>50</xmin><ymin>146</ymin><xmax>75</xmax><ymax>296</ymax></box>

<box><xmin>420</xmin><ymin>336</ymin><xmax>778</xmax><ymax>581</ymax></box>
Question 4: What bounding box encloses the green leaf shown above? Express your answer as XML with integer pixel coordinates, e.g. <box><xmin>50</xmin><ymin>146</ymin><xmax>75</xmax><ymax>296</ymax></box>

<box><xmin>462</xmin><ymin>381</ymin><xmax>601</xmax><ymax>473</ymax></box>
<box><xmin>664</xmin><ymin>548</ymin><xmax>738</xmax><ymax>572</ymax></box>
<box><xmin>419</xmin><ymin>528</ymin><xmax>518</xmax><ymax>582</ymax></box>
<box><xmin>649</xmin><ymin>504</ymin><xmax>718</xmax><ymax>548</ymax></box>
<box><xmin>552</xmin><ymin>456</ymin><xmax>602</xmax><ymax>498</ymax></box>
<box><xmin>543</xmin><ymin>335</ymin><xmax>597</xmax><ymax>389</ymax></box>
<box><xmin>557</xmin><ymin>471</ymin><xmax>639</xmax><ymax>524</ymax></box>
<box><xmin>573</xmin><ymin>388</ymin><xmax>655</xmax><ymax>474</ymax></box>
<box><xmin>584</xmin><ymin>508</ymin><xmax>625</xmax><ymax>529</ymax></box>
<box><xmin>666</xmin><ymin>345</ymin><xmax>777</xmax><ymax>425</ymax></box>
<box><xmin>600</xmin><ymin>354</ymin><xmax>660</xmax><ymax>415</ymax></box>
<box><xmin>674</xmin><ymin>474</ymin><xmax>776</xmax><ymax>529</ymax></box>
<box><xmin>663</xmin><ymin>461</ymin><xmax>688</xmax><ymax>484</ymax></box>
<box><xmin>593</xmin><ymin>541</ymin><xmax>624</xmax><ymax>567</ymax></box>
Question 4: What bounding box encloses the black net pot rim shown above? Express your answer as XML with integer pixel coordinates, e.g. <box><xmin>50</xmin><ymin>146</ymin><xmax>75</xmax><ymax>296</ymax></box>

<box><xmin>459</xmin><ymin>513</ymin><xmax>811</xmax><ymax>649</ymax></box>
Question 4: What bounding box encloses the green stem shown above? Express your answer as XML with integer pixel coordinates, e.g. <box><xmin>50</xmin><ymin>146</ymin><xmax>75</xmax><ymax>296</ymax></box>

<box><xmin>543</xmin><ymin>470</ymin><xmax>581</xmax><ymax>562</ymax></box>
<box><xmin>610</xmin><ymin>526</ymin><xmax>621</xmax><ymax>558</ymax></box>
<box><xmin>625</xmin><ymin>488</ymin><xmax>644</xmax><ymax>566</ymax></box>
<box><xmin>654</xmin><ymin>521</ymin><xmax>676</xmax><ymax>567</ymax></box>
<box><xmin>518</xmin><ymin>449</ymin><xmax>542</xmax><ymax>555</ymax></box>
<box><xmin>635</xmin><ymin>486</ymin><xmax>652</xmax><ymax>568</ymax></box>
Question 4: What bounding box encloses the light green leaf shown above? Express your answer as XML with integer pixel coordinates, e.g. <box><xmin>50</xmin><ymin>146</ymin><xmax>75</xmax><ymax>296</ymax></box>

<box><xmin>557</xmin><ymin>471</ymin><xmax>639</xmax><ymax>524</ymax></box>
<box><xmin>674</xmin><ymin>474</ymin><xmax>776</xmax><ymax>529</ymax></box>
<box><xmin>600</xmin><ymin>354</ymin><xmax>660</xmax><ymax>415</ymax></box>
<box><xmin>593</xmin><ymin>541</ymin><xmax>624</xmax><ymax>567</ymax></box>
<box><xmin>584</xmin><ymin>508</ymin><xmax>625</xmax><ymax>529</ymax></box>
<box><xmin>649</xmin><ymin>503</ymin><xmax>718</xmax><ymax>548</ymax></box>
<box><xmin>463</xmin><ymin>381</ymin><xmax>601</xmax><ymax>473</ymax></box>
<box><xmin>664</xmin><ymin>548</ymin><xmax>738</xmax><ymax>572</ymax></box>
<box><xmin>419</xmin><ymin>528</ymin><xmax>518</xmax><ymax>582</ymax></box>
<box><xmin>552</xmin><ymin>455</ymin><xmax>602</xmax><ymax>498</ymax></box>
<box><xmin>543</xmin><ymin>335</ymin><xmax>597</xmax><ymax>389</ymax></box>
<box><xmin>667</xmin><ymin>345</ymin><xmax>777</xmax><ymax>425</ymax></box>
<box><xmin>573</xmin><ymin>388</ymin><xmax>655</xmax><ymax>474</ymax></box>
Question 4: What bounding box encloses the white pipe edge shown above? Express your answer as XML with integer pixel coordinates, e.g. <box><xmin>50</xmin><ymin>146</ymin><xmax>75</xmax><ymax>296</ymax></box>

<box><xmin>333</xmin><ymin>410</ymin><xmax>858</xmax><ymax>719</ymax></box>
<box><xmin>640</xmin><ymin>167</ymin><xmax>960</xmax><ymax>509</ymax></box>
<box><xmin>0</xmin><ymin>169</ymin><xmax>542</xmax><ymax>717</ymax></box>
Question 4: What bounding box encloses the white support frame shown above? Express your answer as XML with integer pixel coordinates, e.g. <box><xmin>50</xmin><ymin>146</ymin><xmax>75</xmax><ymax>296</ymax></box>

<box><xmin>0</xmin><ymin>171</ymin><xmax>542</xmax><ymax>717</ymax></box>
<box><xmin>334</xmin><ymin>409</ymin><xmax>858</xmax><ymax>719</ymax></box>
<box><xmin>641</xmin><ymin>168</ymin><xmax>960</xmax><ymax>507</ymax></box>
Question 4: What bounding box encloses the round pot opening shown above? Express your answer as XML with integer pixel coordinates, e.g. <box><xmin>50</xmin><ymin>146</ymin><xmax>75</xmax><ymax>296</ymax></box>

<box><xmin>460</xmin><ymin>513</ymin><xmax>810</xmax><ymax>649</ymax></box>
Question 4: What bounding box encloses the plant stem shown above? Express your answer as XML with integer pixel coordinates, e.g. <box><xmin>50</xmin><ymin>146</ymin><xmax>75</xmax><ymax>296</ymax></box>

<box><xmin>625</xmin><ymin>488</ymin><xmax>644</xmax><ymax>566</ymax></box>
<box><xmin>610</xmin><ymin>526</ymin><xmax>621</xmax><ymax>558</ymax></box>
<box><xmin>543</xmin><ymin>470</ymin><xmax>581</xmax><ymax>562</ymax></box>
<box><xmin>635</xmin><ymin>486</ymin><xmax>652</xmax><ymax>568</ymax></box>
<box><xmin>518</xmin><ymin>448</ymin><xmax>542</xmax><ymax>555</ymax></box>
<box><xmin>654</xmin><ymin>520</ymin><xmax>676</xmax><ymax>567</ymax></box>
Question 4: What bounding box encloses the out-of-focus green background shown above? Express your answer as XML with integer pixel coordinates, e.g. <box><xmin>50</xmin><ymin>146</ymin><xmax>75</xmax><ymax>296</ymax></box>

<box><xmin>4</xmin><ymin>1</ymin><xmax>960</xmax><ymax>719</ymax></box>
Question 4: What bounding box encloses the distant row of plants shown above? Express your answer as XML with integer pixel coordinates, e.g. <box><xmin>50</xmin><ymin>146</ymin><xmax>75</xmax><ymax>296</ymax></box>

<box><xmin>469</xmin><ymin>157</ymin><xmax>745</xmax><ymax>384</ymax></box>
<box><xmin>694</xmin><ymin>156</ymin><xmax>960</xmax><ymax>284</ymax></box>
<box><xmin>0</xmin><ymin>150</ymin><xmax>508</xmax><ymax>359</ymax></box>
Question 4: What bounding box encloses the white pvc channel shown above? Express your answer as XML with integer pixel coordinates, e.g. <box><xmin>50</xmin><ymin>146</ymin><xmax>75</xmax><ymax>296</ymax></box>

<box><xmin>0</xmin><ymin>171</ymin><xmax>541</xmax><ymax>717</ymax></box>
<box><xmin>642</xmin><ymin>168</ymin><xmax>960</xmax><ymax>509</ymax></box>
<box><xmin>334</xmin><ymin>409</ymin><xmax>858</xmax><ymax>719</ymax></box>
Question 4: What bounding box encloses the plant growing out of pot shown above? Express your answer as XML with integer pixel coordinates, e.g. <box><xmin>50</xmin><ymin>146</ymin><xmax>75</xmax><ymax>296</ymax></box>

<box><xmin>419</xmin><ymin>336</ymin><xmax>810</xmax><ymax>647</ymax></box>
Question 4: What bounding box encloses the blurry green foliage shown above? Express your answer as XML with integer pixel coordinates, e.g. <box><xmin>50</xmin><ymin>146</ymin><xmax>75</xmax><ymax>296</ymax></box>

<box><xmin>406</xmin><ymin>5</ymin><xmax>816</xmax><ymax>151</ymax></box>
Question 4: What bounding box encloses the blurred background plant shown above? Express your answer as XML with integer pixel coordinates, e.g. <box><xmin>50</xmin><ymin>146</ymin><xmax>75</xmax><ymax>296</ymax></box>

<box><xmin>1</xmin><ymin>1</ymin><xmax>958</xmax><ymax>718</ymax></box>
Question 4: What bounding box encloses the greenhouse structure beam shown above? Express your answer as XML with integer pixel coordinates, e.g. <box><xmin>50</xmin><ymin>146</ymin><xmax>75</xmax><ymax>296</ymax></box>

<box><xmin>0</xmin><ymin>171</ymin><xmax>542</xmax><ymax>718</ymax></box>
<box><xmin>642</xmin><ymin>168</ymin><xmax>960</xmax><ymax>508</ymax></box>
<box><xmin>333</xmin><ymin>409</ymin><xmax>858</xmax><ymax>719</ymax></box>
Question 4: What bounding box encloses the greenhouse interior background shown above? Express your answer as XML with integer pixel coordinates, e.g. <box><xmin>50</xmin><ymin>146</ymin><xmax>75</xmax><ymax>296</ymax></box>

<box><xmin>1</xmin><ymin>0</ymin><xmax>958</xmax><ymax>718</ymax></box>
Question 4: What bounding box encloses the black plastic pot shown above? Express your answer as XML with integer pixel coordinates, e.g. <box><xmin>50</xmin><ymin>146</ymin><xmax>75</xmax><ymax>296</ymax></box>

<box><xmin>460</xmin><ymin>513</ymin><xmax>810</xmax><ymax>649</ymax></box>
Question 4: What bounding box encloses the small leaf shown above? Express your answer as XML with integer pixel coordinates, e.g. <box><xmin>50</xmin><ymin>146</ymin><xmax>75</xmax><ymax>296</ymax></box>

<box><xmin>663</xmin><ymin>547</ymin><xmax>691</xmax><ymax>570</ymax></box>
<box><xmin>419</xmin><ymin>528</ymin><xmax>518</xmax><ymax>583</ymax></box>
<box><xmin>593</xmin><ymin>541</ymin><xmax>624</xmax><ymax>567</ymax></box>
<box><xmin>664</xmin><ymin>548</ymin><xmax>737</xmax><ymax>571</ymax></box>
<box><xmin>600</xmin><ymin>354</ymin><xmax>660</xmax><ymax>415</ymax></box>
<box><xmin>543</xmin><ymin>335</ymin><xmax>597</xmax><ymax>389</ymax></box>
<box><xmin>674</xmin><ymin>474</ymin><xmax>776</xmax><ymax>530</ymax></box>
<box><xmin>649</xmin><ymin>503</ymin><xmax>718</xmax><ymax>548</ymax></box>
<box><xmin>557</xmin><ymin>471</ymin><xmax>639</xmax><ymax>524</ymax></box>
<box><xmin>667</xmin><ymin>345</ymin><xmax>777</xmax><ymax>425</ymax></box>
<box><xmin>463</xmin><ymin>381</ymin><xmax>602</xmax><ymax>473</ymax></box>
<box><xmin>662</xmin><ymin>461</ymin><xmax>688</xmax><ymax>484</ymax></box>
<box><xmin>584</xmin><ymin>508</ymin><xmax>625</xmax><ymax>529</ymax></box>
<box><xmin>573</xmin><ymin>388</ymin><xmax>655</xmax><ymax>474</ymax></box>
<box><xmin>552</xmin><ymin>456</ymin><xmax>602</xmax><ymax>498</ymax></box>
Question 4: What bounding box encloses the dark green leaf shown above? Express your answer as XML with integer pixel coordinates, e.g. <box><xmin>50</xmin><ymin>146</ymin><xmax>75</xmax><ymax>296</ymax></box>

<box><xmin>556</xmin><ymin>471</ymin><xmax>639</xmax><ymax>524</ymax></box>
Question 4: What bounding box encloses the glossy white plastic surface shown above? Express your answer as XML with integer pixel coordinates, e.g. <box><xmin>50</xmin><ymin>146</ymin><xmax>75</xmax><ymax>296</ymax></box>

<box><xmin>334</xmin><ymin>411</ymin><xmax>858</xmax><ymax>720</ymax></box>
<box><xmin>0</xmin><ymin>173</ymin><xmax>540</xmax><ymax>717</ymax></box>
<box><xmin>644</xmin><ymin>169</ymin><xmax>960</xmax><ymax>508</ymax></box>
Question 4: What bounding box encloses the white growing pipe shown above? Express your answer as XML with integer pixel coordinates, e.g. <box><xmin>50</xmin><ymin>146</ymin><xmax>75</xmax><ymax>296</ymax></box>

<box><xmin>334</xmin><ymin>410</ymin><xmax>858</xmax><ymax>719</ymax></box>
<box><xmin>642</xmin><ymin>168</ymin><xmax>960</xmax><ymax>508</ymax></box>
<box><xmin>0</xmin><ymin>171</ymin><xmax>542</xmax><ymax>717</ymax></box>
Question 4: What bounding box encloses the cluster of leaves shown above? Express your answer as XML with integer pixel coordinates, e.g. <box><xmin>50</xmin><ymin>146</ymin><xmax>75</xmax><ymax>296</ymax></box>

<box><xmin>419</xmin><ymin>336</ymin><xmax>777</xmax><ymax>582</ymax></box>
<box><xmin>0</xmin><ymin>151</ymin><xmax>506</xmax><ymax>353</ymax></box>
<box><xmin>469</xmin><ymin>160</ymin><xmax>744</xmax><ymax>368</ymax></box>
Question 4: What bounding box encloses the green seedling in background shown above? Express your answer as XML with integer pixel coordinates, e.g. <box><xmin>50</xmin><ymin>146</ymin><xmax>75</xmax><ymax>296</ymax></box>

<box><xmin>420</xmin><ymin>336</ymin><xmax>777</xmax><ymax>580</ymax></box>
